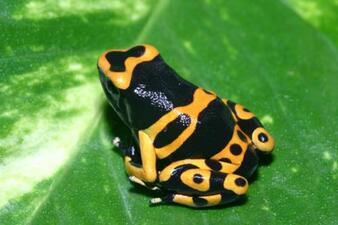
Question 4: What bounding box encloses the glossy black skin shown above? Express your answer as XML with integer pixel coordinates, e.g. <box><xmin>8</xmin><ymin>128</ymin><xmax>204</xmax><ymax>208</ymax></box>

<box><xmin>98</xmin><ymin>46</ymin><xmax>258</xmax><ymax>176</ymax></box>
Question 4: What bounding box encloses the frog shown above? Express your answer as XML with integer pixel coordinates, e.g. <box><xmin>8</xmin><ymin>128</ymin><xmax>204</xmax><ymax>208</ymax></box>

<box><xmin>97</xmin><ymin>44</ymin><xmax>275</xmax><ymax>207</ymax></box>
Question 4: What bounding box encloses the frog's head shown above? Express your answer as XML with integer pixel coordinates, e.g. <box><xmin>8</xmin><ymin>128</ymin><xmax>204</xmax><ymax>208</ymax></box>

<box><xmin>97</xmin><ymin>44</ymin><xmax>159</xmax><ymax>113</ymax></box>
<box><xmin>97</xmin><ymin>44</ymin><xmax>159</xmax><ymax>91</ymax></box>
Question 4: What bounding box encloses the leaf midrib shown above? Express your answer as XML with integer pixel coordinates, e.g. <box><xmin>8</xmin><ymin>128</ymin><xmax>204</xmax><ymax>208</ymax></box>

<box><xmin>24</xmin><ymin>1</ymin><xmax>170</xmax><ymax>224</ymax></box>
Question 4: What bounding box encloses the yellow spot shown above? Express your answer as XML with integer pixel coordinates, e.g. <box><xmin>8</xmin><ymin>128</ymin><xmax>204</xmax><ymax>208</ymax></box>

<box><xmin>68</xmin><ymin>62</ymin><xmax>83</xmax><ymax>71</ymax></box>
<box><xmin>323</xmin><ymin>151</ymin><xmax>332</xmax><ymax>160</ymax></box>
<box><xmin>261</xmin><ymin>205</ymin><xmax>270</xmax><ymax>211</ymax></box>
<box><xmin>180</xmin><ymin>68</ymin><xmax>192</xmax><ymax>78</ymax></box>
<box><xmin>12</xmin><ymin>0</ymin><xmax>150</xmax><ymax>24</ymax></box>
<box><xmin>0</xmin><ymin>109</ymin><xmax>18</xmax><ymax>118</ymax></box>
<box><xmin>74</xmin><ymin>74</ymin><xmax>86</xmax><ymax>82</ymax></box>
<box><xmin>285</xmin><ymin>0</ymin><xmax>322</xmax><ymax>27</ymax></box>
<box><xmin>221</xmin><ymin>37</ymin><xmax>238</xmax><ymax>60</ymax></box>
<box><xmin>291</xmin><ymin>167</ymin><xmax>298</xmax><ymax>173</ymax></box>
<box><xmin>261</xmin><ymin>115</ymin><xmax>274</xmax><ymax>125</ymax></box>
<box><xmin>97</xmin><ymin>215</ymin><xmax>103</xmax><ymax>221</ymax></box>
<box><xmin>130</xmin><ymin>1</ymin><xmax>149</xmax><ymax>21</ymax></box>
<box><xmin>219</xmin><ymin>8</ymin><xmax>229</xmax><ymax>21</ymax></box>
<box><xmin>29</xmin><ymin>45</ymin><xmax>44</xmax><ymax>52</ymax></box>
<box><xmin>81</xmin><ymin>157</ymin><xmax>87</xmax><ymax>163</ymax></box>
<box><xmin>287</xmin><ymin>70</ymin><xmax>296</xmax><ymax>76</ymax></box>
<box><xmin>5</xmin><ymin>46</ymin><xmax>13</xmax><ymax>53</ymax></box>
<box><xmin>103</xmin><ymin>185</ymin><xmax>110</xmax><ymax>193</ymax></box>
<box><xmin>183</xmin><ymin>41</ymin><xmax>196</xmax><ymax>56</ymax></box>
<box><xmin>0</xmin><ymin>56</ymin><xmax>103</xmax><ymax>209</ymax></box>
<box><xmin>332</xmin><ymin>162</ymin><xmax>337</xmax><ymax>171</ymax></box>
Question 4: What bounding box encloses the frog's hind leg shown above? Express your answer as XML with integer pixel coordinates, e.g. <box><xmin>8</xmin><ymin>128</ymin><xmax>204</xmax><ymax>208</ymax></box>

<box><xmin>152</xmin><ymin>159</ymin><xmax>248</xmax><ymax>207</ymax></box>
<box><xmin>123</xmin><ymin>130</ymin><xmax>157</xmax><ymax>183</ymax></box>
<box><xmin>150</xmin><ymin>192</ymin><xmax>238</xmax><ymax>208</ymax></box>
<box><xmin>222</xmin><ymin>98</ymin><xmax>275</xmax><ymax>152</ymax></box>
<box><xmin>112</xmin><ymin>134</ymin><xmax>159</xmax><ymax>190</ymax></box>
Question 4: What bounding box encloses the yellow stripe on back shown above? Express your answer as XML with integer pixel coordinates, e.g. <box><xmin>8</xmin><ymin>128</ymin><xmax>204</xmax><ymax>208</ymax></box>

<box><xmin>145</xmin><ymin>88</ymin><xmax>216</xmax><ymax>159</ymax></box>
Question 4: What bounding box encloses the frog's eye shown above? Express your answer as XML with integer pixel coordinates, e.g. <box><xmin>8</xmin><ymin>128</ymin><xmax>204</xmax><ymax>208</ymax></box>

<box><xmin>97</xmin><ymin>45</ymin><xmax>159</xmax><ymax>90</ymax></box>
<box><xmin>252</xmin><ymin>127</ymin><xmax>275</xmax><ymax>152</ymax></box>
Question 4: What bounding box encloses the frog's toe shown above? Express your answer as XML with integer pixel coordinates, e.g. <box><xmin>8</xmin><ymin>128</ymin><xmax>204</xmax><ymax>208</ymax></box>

<box><xmin>252</xmin><ymin>127</ymin><xmax>275</xmax><ymax>153</ymax></box>
<box><xmin>222</xmin><ymin>99</ymin><xmax>275</xmax><ymax>153</ymax></box>
<box><xmin>149</xmin><ymin>197</ymin><xmax>163</xmax><ymax>205</ymax></box>
<box><xmin>149</xmin><ymin>194</ymin><xmax>174</xmax><ymax>206</ymax></box>
<box><xmin>129</xmin><ymin>176</ymin><xmax>161</xmax><ymax>191</ymax></box>
<box><xmin>112</xmin><ymin>137</ymin><xmax>121</xmax><ymax>147</ymax></box>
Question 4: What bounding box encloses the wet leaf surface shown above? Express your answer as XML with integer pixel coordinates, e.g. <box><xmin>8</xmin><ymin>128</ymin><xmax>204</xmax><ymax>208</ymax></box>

<box><xmin>0</xmin><ymin>0</ymin><xmax>337</xmax><ymax>224</ymax></box>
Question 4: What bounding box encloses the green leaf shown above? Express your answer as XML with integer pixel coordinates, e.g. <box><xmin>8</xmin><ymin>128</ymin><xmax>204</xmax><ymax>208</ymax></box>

<box><xmin>0</xmin><ymin>0</ymin><xmax>337</xmax><ymax>224</ymax></box>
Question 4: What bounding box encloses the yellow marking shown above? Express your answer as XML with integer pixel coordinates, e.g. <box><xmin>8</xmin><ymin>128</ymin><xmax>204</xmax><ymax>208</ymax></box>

<box><xmin>323</xmin><ymin>151</ymin><xmax>332</xmax><ymax>160</ymax></box>
<box><xmin>252</xmin><ymin>127</ymin><xmax>275</xmax><ymax>152</ymax></box>
<box><xmin>146</xmin><ymin>88</ymin><xmax>216</xmax><ymax>159</ymax></box>
<box><xmin>201</xmin><ymin>194</ymin><xmax>222</xmax><ymax>206</ymax></box>
<box><xmin>124</xmin><ymin>130</ymin><xmax>157</xmax><ymax>182</ymax></box>
<box><xmin>234</xmin><ymin>104</ymin><xmax>255</xmax><ymax>120</ymax></box>
<box><xmin>172</xmin><ymin>194</ymin><xmax>222</xmax><ymax>207</ymax></box>
<box><xmin>159</xmin><ymin>159</ymin><xmax>239</xmax><ymax>182</ymax></box>
<box><xmin>181</xmin><ymin>169</ymin><xmax>211</xmax><ymax>192</ymax></box>
<box><xmin>211</xmin><ymin>125</ymin><xmax>249</xmax><ymax>165</ymax></box>
<box><xmin>172</xmin><ymin>194</ymin><xmax>195</xmax><ymax>207</ymax></box>
<box><xmin>223</xmin><ymin>174</ymin><xmax>248</xmax><ymax>195</ymax></box>
<box><xmin>222</xmin><ymin>99</ymin><xmax>275</xmax><ymax>152</ymax></box>
<box><xmin>98</xmin><ymin>44</ymin><xmax>159</xmax><ymax>89</ymax></box>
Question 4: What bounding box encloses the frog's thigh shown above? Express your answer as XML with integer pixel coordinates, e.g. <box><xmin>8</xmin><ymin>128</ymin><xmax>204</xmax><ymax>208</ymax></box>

<box><xmin>124</xmin><ymin>130</ymin><xmax>157</xmax><ymax>183</ymax></box>
<box><xmin>156</xmin><ymin>161</ymin><xmax>248</xmax><ymax>207</ymax></box>
<box><xmin>222</xmin><ymin>98</ymin><xmax>275</xmax><ymax>152</ymax></box>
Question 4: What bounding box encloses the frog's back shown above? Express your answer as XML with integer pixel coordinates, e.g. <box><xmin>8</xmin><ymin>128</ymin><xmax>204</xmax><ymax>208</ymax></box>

<box><xmin>118</xmin><ymin>54</ymin><xmax>237</xmax><ymax>169</ymax></box>
<box><xmin>155</xmin><ymin>97</ymin><xmax>236</xmax><ymax>170</ymax></box>
<box><xmin>98</xmin><ymin>45</ymin><xmax>274</xmax><ymax>208</ymax></box>
<box><xmin>121</xmin><ymin>55</ymin><xmax>198</xmax><ymax>131</ymax></box>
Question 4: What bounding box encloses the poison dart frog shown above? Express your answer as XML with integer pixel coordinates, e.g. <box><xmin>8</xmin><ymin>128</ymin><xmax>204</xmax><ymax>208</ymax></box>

<box><xmin>97</xmin><ymin>44</ymin><xmax>275</xmax><ymax>208</ymax></box>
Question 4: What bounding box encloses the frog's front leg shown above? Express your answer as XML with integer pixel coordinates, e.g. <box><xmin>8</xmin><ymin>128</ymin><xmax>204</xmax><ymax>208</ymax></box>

<box><xmin>152</xmin><ymin>159</ymin><xmax>248</xmax><ymax>207</ymax></box>
<box><xmin>223</xmin><ymin>98</ymin><xmax>275</xmax><ymax>152</ymax></box>
<box><xmin>124</xmin><ymin>130</ymin><xmax>157</xmax><ymax>183</ymax></box>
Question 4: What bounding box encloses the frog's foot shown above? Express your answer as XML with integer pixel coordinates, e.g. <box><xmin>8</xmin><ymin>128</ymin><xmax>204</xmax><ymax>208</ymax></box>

<box><xmin>129</xmin><ymin>176</ymin><xmax>160</xmax><ymax>191</ymax></box>
<box><xmin>222</xmin><ymin>98</ymin><xmax>275</xmax><ymax>153</ymax></box>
